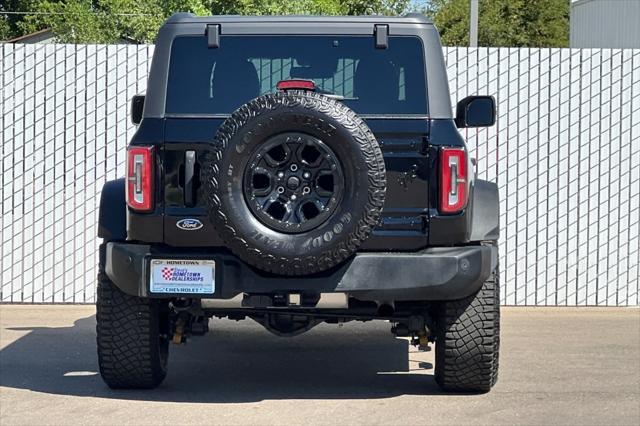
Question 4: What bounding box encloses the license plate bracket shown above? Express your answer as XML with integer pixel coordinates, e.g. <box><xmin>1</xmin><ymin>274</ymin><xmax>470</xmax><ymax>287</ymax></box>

<box><xmin>149</xmin><ymin>259</ymin><xmax>215</xmax><ymax>294</ymax></box>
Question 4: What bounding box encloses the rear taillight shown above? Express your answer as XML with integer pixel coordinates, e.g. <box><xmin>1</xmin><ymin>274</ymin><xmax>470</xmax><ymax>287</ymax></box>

<box><xmin>126</xmin><ymin>146</ymin><xmax>154</xmax><ymax>212</ymax></box>
<box><xmin>439</xmin><ymin>147</ymin><xmax>468</xmax><ymax>214</ymax></box>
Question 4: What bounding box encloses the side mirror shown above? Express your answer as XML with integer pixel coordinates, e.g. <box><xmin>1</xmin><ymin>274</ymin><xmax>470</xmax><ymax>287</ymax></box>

<box><xmin>130</xmin><ymin>95</ymin><xmax>145</xmax><ymax>125</ymax></box>
<box><xmin>455</xmin><ymin>96</ymin><xmax>496</xmax><ymax>128</ymax></box>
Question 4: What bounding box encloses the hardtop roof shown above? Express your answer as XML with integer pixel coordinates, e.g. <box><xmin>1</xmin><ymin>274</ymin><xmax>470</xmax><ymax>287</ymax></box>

<box><xmin>166</xmin><ymin>12</ymin><xmax>433</xmax><ymax>26</ymax></box>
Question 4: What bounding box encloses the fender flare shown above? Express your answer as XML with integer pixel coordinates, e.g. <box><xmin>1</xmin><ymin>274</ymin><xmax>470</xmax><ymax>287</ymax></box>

<box><xmin>98</xmin><ymin>178</ymin><xmax>127</xmax><ymax>241</ymax></box>
<box><xmin>469</xmin><ymin>179</ymin><xmax>500</xmax><ymax>242</ymax></box>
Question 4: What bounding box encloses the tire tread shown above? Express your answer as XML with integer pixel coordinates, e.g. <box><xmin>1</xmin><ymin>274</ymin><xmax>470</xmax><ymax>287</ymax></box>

<box><xmin>96</xmin><ymin>271</ymin><xmax>168</xmax><ymax>389</ymax></box>
<box><xmin>434</xmin><ymin>266</ymin><xmax>500</xmax><ymax>392</ymax></box>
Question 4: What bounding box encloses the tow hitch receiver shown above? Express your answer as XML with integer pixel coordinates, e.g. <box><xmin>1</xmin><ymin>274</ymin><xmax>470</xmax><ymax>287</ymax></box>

<box><xmin>391</xmin><ymin>315</ymin><xmax>432</xmax><ymax>351</ymax></box>
<box><xmin>171</xmin><ymin>312</ymin><xmax>209</xmax><ymax>344</ymax></box>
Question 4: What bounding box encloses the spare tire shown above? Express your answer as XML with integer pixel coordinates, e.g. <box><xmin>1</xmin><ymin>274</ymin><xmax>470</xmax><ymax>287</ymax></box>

<box><xmin>202</xmin><ymin>90</ymin><xmax>386</xmax><ymax>275</ymax></box>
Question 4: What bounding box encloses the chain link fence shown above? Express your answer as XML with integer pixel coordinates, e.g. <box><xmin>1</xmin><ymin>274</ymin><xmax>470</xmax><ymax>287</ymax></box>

<box><xmin>1</xmin><ymin>44</ymin><xmax>639</xmax><ymax>305</ymax></box>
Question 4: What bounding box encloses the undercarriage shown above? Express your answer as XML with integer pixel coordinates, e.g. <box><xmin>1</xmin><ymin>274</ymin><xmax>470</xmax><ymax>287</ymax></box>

<box><xmin>166</xmin><ymin>296</ymin><xmax>434</xmax><ymax>347</ymax></box>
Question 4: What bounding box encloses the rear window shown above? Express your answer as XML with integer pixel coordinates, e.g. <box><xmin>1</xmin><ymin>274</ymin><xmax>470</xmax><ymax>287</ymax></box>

<box><xmin>165</xmin><ymin>35</ymin><xmax>427</xmax><ymax>116</ymax></box>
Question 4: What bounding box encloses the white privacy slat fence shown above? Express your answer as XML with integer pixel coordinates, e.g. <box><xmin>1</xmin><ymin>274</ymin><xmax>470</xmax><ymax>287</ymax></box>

<box><xmin>1</xmin><ymin>44</ymin><xmax>639</xmax><ymax>305</ymax></box>
<box><xmin>1</xmin><ymin>44</ymin><xmax>154</xmax><ymax>303</ymax></box>
<box><xmin>444</xmin><ymin>47</ymin><xmax>640</xmax><ymax>306</ymax></box>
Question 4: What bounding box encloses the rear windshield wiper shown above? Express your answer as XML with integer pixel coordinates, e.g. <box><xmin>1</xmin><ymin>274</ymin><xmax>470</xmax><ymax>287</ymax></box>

<box><xmin>317</xmin><ymin>91</ymin><xmax>359</xmax><ymax>102</ymax></box>
<box><xmin>322</xmin><ymin>93</ymin><xmax>345</xmax><ymax>100</ymax></box>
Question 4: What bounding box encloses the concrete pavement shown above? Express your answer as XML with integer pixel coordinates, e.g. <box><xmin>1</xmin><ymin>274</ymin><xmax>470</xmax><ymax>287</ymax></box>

<box><xmin>0</xmin><ymin>305</ymin><xmax>638</xmax><ymax>425</ymax></box>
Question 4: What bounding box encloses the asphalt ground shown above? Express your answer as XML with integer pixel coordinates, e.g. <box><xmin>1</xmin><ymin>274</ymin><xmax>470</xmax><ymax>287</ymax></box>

<box><xmin>0</xmin><ymin>305</ymin><xmax>638</xmax><ymax>426</ymax></box>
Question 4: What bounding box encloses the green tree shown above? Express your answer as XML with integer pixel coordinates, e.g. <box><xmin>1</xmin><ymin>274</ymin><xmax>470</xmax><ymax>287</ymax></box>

<box><xmin>209</xmin><ymin>0</ymin><xmax>340</xmax><ymax>15</ymax></box>
<box><xmin>341</xmin><ymin>0</ymin><xmax>411</xmax><ymax>15</ymax></box>
<box><xmin>2</xmin><ymin>0</ymin><xmax>415</xmax><ymax>43</ymax></box>
<box><xmin>14</xmin><ymin>0</ymin><xmax>210</xmax><ymax>43</ymax></box>
<box><xmin>0</xmin><ymin>15</ymin><xmax>11</xmax><ymax>40</ymax></box>
<box><xmin>209</xmin><ymin>0</ymin><xmax>411</xmax><ymax>16</ymax></box>
<box><xmin>1</xmin><ymin>0</ymin><xmax>34</xmax><ymax>40</ymax></box>
<box><xmin>18</xmin><ymin>0</ymin><xmax>119</xmax><ymax>43</ymax></box>
<box><xmin>429</xmin><ymin>0</ymin><xmax>570</xmax><ymax>47</ymax></box>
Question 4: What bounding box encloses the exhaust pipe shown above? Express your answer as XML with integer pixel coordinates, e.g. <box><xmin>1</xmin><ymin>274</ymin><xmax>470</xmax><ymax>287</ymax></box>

<box><xmin>377</xmin><ymin>302</ymin><xmax>395</xmax><ymax>317</ymax></box>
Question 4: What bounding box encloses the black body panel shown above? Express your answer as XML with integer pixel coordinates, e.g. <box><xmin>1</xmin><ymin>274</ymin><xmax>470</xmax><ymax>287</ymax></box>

<box><xmin>120</xmin><ymin>116</ymin><xmax>482</xmax><ymax>249</ymax></box>
<box><xmin>360</xmin><ymin>119</ymin><xmax>430</xmax><ymax>249</ymax></box>
<box><xmin>98</xmin><ymin>179</ymin><xmax>127</xmax><ymax>241</ymax></box>
<box><xmin>469</xmin><ymin>179</ymin><xmax>500</xmax><ymax>242</ymax></box>
<box><xmin>159</xmin><ymin>117</ymin><xmax>436</xmax><ymax>250</ymax></box>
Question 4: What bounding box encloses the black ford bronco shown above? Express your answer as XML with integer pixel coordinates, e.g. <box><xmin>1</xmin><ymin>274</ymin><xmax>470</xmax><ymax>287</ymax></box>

<box><xmin>97</xmin><ymin>13</ymin><xmax>500</xmax><ymax>392</ymax></box>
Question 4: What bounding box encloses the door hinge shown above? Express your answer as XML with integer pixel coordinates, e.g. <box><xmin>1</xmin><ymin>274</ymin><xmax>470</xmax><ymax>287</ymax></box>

<box><xmin>374</xmin><ymin>24</ymin><xmax>389</xmax><ymax>49</ymax></box>
<box><xmin>421</xmin><ymin>215</ymin><xmax>429</xmax><ymax>233</ymax></box>
<box><xmin>420</xmin><ymin>136</ymin><xmax>430</xmax><ymax>156</ymax></box>
<box><xmin>207</xmin><ymin>24</ymin><xmax>220</xmax><ymax>48</ymax></box>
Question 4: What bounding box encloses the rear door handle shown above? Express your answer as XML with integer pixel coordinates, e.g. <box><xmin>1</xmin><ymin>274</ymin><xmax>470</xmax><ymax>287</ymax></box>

<box><xmin>184</xmin><ymin>150</ymin><xmax>196</xmax><ymax>207</ymax></box>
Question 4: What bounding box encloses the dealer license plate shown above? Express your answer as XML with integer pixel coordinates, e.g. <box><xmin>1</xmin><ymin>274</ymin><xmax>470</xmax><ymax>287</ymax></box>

<box><xmin>149</xmin><ymin>259</ymin><xmax>215</xmax><ymax>294</ymax></box>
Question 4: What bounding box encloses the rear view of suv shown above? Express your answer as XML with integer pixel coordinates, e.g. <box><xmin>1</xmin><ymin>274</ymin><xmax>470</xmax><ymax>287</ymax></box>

<box><xmin>97</xmin><ymin>13</ymin><xmax>500</xmax><ymax>392</ymax></box>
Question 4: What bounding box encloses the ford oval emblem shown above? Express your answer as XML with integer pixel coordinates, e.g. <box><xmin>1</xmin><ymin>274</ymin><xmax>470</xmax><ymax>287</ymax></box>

<box><xmin>176</xmin><ymin>218</ymin><xmax>204</xmax><ymax>231</ymax></box>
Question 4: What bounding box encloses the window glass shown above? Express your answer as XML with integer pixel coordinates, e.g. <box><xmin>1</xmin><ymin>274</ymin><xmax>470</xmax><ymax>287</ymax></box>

<box><xmin>166</xmin><ymin>35</ymin><xmax>427</xmax><ymax>115</ymax></box>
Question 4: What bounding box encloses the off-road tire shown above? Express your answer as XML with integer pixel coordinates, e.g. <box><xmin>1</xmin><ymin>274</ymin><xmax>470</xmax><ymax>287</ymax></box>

<box><xmin>96</xmin><ymin>271</ymin><xmax>169</xmax><ymax>389</ymax></box>
<box><xmin>202</xmin><ymin>90</ymin><xmax>386</xmax><ymax>275</ymax></box>
<box><xmin>434</xmin><ymin>265</ymin><xmax>500</xmax><ymax>392</ymax></box>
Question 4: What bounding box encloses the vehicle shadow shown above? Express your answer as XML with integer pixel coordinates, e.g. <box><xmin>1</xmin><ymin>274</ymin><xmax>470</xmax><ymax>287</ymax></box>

<box><xmin>0</xmin><ymin>313</ymin><xmax>448</xmax><ymax>402</ymax></box>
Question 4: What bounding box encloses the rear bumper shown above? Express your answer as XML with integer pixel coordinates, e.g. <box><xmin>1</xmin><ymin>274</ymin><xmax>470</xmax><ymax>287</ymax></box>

<box><xmin>103</xmin><ymin>242</ymin><xmax>498</xmax><ymax>302</ymax></box>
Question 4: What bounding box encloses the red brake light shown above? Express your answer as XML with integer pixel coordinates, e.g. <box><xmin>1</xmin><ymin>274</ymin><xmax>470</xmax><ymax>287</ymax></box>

<box><xmin>126</xmin><ymin>146</ymin><xmax>154</xmax><ymax>212</ymax></box>
<box><xmin>439</xmin><ymin>147</ymin><xmax>468</xmax><ymax>214</ymax></box>
<box><xmin>276</xmin><ymin>79</ymin><xmax>316</xmax><ymax>91</ymax></box>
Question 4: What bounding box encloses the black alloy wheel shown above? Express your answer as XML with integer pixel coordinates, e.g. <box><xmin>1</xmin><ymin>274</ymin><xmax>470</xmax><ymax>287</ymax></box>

<box><xmin>243</xmin><ymin>132</ymin><xmax>345</xmax><ymax>233</ymax></box>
